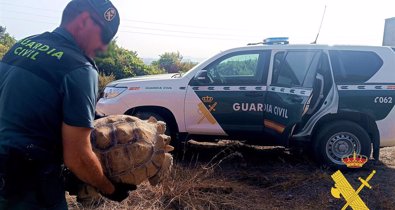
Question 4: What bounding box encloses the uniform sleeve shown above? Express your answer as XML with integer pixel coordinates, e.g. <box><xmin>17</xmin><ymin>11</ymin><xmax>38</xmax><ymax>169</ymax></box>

<box><xmin>62</xmin><ymin>67</ymin><xmax>98</xmax><ymax>128</ymax></box>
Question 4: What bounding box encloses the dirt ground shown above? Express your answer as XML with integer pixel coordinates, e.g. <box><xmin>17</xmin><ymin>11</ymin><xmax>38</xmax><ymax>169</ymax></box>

<box><xmin>177</xmin><ymin>141</ymin><xmax>395</xmax><ymax>210</ymax></box>
<box><xmin>68</xmin><ymin>140</ymin><xmax>395</xmax><ymax>210</ymax></box>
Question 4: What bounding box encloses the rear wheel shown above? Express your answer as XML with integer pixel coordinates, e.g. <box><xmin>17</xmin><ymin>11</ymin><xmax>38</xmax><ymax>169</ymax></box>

<box><xmin>313</xmin><ymin>121</ymin><xmax>371</xmax><ymax>168</ymax></box>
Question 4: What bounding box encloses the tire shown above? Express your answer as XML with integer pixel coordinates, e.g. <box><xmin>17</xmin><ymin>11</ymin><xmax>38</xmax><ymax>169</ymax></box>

<box><xmin>313</xmin><ymin>120</ymin><xmax>371</xmax><ymax>168</ymax></box>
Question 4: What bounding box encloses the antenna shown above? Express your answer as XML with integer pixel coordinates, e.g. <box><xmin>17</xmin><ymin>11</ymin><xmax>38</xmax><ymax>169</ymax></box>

<box><xmin>312</xmin><ymin>5</ymin><xmax>327</xmax><ymax>44</ymax></box>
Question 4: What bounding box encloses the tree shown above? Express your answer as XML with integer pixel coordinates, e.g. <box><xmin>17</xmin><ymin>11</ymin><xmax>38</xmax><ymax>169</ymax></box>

<box><xmin>95</xmin><ymin>40</ymin><xmax>164</xmax><ymax>79</ymax></box>
<box><xmin>0</xmin><ymin>26</ymin><xmax>17</xmax><ymax>59</ymax></box>
<box><xmin>179</xmin><ymin>60</ymin><xmax>198</xmax><ymax>73</ymax></box>
<box><xmin>0</xmin><ymin>26</ymin><xmax>5</xmax><ymax>39</ymax></box>
<box><xmin>152</xmin><ymin>52</ymin><xmax>182</xmax><ymax>73</ymax></box>
<box><xmin>152</xmin><ymin>52</ymin><xmax>197</xmax><ymax>73</ymax></box>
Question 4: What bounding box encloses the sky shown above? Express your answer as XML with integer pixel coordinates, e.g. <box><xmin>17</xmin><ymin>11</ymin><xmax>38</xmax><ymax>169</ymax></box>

<box><xmin>1</xmin><ymin>0</ymin><xmax>394</xmax><ymax>61</ymax></box>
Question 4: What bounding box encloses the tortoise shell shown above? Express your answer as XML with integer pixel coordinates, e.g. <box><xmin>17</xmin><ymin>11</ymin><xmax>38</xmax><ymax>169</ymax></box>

<box><xmin>90</xmin><ymin>115</ymin><xmax>174</xmax><ymax>185</ymax></box>
<box><xmin>76</xmin><ymin>115</ymin><xmax>174</xmax><ymax>205</ymax></box>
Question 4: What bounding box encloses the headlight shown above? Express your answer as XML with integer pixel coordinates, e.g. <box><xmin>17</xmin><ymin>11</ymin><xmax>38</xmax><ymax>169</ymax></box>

<box><xmin>103</xmin><ymin>87</ymin><xmax>127</xmax><ymax>99</ymax></box>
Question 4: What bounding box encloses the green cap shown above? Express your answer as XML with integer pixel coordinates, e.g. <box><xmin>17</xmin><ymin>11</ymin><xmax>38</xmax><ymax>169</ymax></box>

<box><xmin>74</xmin><ymin>0</ymin><xmax>120</xmax><ymax>44</ymax></box>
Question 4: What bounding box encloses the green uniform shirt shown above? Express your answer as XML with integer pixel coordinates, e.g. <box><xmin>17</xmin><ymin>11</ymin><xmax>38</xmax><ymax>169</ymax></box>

<box><xmin>0</xmin><ymin>27</ymin><xmax>98</xmax><ymax>157</ymax></box>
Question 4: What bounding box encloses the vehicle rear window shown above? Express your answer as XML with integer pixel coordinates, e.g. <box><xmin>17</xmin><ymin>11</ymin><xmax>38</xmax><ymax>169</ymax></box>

<box><xmin>329</xmin><ymin>50</ymin><xmax>383</xmax><ymax>84</ymax></box>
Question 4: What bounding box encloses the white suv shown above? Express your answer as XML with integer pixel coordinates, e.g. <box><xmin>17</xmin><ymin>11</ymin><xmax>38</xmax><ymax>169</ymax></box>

<box><xmin>97</xmin><ymin>39</ymin><xmax>395</xmax><ymax>167</ymax></box>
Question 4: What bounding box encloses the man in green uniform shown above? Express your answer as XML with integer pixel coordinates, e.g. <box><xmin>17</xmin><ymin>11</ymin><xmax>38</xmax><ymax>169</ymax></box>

<box><xmin>0</xmin><ymin>0</ymin><xmax>135</xmax><ymax>209</ymax></box>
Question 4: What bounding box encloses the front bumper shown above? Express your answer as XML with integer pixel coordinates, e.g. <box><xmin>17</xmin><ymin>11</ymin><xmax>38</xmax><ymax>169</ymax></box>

<box><xmin>96</xmin><ymin>98</ymin><xmax>129</xmax><ymax>116</ymax></box>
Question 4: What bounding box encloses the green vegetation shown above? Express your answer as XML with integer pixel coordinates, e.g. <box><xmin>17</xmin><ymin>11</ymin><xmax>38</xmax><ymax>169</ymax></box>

<box><xmin>0</xmin><ymin>26</ymin><xmax>198</xmax><ymax>88</ymax></box>
<box><xmin>0</xmin><ymin>26</ymin><xmax>17</xmax><ymax>59</ymax></box>
<box><xmin>98</xmin><ymin>73</ymin><xmax>116</xmax><ymax>97</ymax></box>
<box><xmin>152</xmin><ymin>51</ymin><xmax>198</xmax><ymax>73</ymax></box>
<box><xmin>94</xmin><ymin>41</ymin><xmax>165</xmax><ymax>80</ymax></box>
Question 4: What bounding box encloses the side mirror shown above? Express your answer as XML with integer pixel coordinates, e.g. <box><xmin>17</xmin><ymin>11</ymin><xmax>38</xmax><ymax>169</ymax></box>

<box><xmin>193</xmin><ymin>70</ymin><xmax>210</xmax><ymax>84</ymax></box>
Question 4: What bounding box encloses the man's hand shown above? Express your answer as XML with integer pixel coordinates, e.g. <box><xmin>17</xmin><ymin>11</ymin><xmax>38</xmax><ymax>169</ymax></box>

<box><xmin>62</xmin><ymin>166</ymin><xmax>84</xmax><ymax>196</ymax></box>
<box><xmin>102</xmin><ymin>183</ymin><xmax>137</xmax><ymax>202</ymax></box>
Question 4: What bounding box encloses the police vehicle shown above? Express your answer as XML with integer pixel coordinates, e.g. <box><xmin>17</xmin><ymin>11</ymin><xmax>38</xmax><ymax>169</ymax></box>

<box><xmin>96</xmin><ymin>37</ymin><xmax>395</xmax><ymax>167</ymax></box>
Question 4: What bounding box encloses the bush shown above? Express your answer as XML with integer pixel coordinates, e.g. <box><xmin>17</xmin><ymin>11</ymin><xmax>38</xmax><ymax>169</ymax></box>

<box><xmin>98</xmin><ymin>73</ymin><xmax>116</xmax><ymax>98</ymax></box>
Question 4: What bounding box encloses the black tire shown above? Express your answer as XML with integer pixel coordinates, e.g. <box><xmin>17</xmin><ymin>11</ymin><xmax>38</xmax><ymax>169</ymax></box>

<box><xmin>313</xmin><ymin>120</ymin><xmax>371</xmax><ymax>168</ymax></box>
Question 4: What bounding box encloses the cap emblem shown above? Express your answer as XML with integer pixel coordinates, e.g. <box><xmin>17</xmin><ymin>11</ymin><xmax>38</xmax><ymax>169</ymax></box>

<box><xmin>104</xmin><ymin>8</ymin><xmax>116</xmax><ymax>21</ymax></box>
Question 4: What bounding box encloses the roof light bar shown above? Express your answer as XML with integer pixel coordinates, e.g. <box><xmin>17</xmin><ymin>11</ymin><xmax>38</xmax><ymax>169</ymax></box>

<box><xmin>263</xmin><ymin>37</ymin><xmax>289</xmax><ymax>45</ymax></box>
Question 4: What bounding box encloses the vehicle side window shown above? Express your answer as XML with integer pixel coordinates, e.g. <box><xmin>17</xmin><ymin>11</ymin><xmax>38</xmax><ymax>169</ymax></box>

<box><xmin>203</xmin><ymin>50</ymin><xmax>270</xmax><ymax>85</ymax></box>
<box><xmin>272</xmin><ymin>51</ymin><xmax>319</xmax><ymax>87</ymax></box>
<box><xmin>329</xmin><ymin>50</ymin><xmax>383</xmax><ymax>84</ymax></box>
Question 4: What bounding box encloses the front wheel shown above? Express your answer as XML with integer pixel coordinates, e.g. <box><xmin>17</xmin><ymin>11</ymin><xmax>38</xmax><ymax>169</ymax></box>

<box><xmin>313</xmin><ymin>121</ymin><xmax>371</xmax><ymax>168</ymax></box>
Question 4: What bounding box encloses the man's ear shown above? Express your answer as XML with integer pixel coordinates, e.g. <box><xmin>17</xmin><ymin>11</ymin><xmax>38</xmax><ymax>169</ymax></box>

<box><xmin>76</xmin><ymin>11</ymin><xmax>91</xmax><ymax>28</ymax></box>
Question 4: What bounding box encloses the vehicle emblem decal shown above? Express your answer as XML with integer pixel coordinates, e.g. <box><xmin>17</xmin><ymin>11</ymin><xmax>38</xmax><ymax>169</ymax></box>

<box><xmin>331</xmin><ymin>170</ymin><xmax>376</xmax><ymax>210</ymax></box>
<box><xmin>197</xmin><ymin>96</ymin><xmax>217</xmax><ymax>124</ymax></box>
<box><xmin>342</xmin><ymin>151</ymin><xmax>368</xmax><ymax>168</ymax></box>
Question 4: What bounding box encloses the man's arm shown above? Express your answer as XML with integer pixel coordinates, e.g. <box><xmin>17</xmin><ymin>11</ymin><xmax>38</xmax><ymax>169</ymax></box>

<box><xmin>62</xmin><ymin>122</ymin><xmax>115</xmax><ymax>195</ymax></box>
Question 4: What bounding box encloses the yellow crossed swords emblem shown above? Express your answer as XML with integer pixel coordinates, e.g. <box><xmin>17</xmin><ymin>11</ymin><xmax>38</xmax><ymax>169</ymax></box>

<box><xmin>197</xmin><ymin>96</ymin><xmax>218</xmax><ymax>124</ymax></box>
<box><xmin>331</xmin><ymin>170</ymin><xmax>376</xmax><ymax>210</ymax></box>
<box><xmin>197</xmin><ymin>102</ymin><xmax>217</xmax><ymax>124</ymax></box>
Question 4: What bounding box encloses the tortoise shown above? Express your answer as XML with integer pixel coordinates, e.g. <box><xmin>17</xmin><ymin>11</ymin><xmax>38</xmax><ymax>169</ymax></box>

<box><xmin>76</xmin><ymin>114</ymin><xmax>174</xmax><ymax>205</ymax></box>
